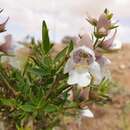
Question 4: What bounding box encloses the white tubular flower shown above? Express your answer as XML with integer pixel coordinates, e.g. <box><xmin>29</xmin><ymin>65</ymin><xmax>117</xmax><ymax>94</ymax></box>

<box><xmin>80</xmin><ymin>108</ymin><xmax>94</xmax><ymax>118</ymax></box>
<box><xmin>64</xmin><ymin>46</ymin><xmax>102</xmax><ymax>87</ymax></box>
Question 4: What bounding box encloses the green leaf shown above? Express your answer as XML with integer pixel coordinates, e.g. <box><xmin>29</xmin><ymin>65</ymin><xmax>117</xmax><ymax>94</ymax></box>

<box><xmin>42</xmin><ymin>56</ymin><xmax>52</xmax><ymax>68</ymax></box>
<box><xmin>44</xmin><ymin>104</ymin><xmax>57</xmax><ymax>113</ymax></box>
<box><xmin>109</xmin><ymin>25</ymin><xmax>119</xmax><ymax>30</ymax></box>
<box><xmin>30</xmin><ymin>67</ymin><xmax>51</xmax><ymax>76</ymax></box>
<box><xmin>0</xmin><ymin>98</ymin><xmax>17</xmax><ymax>107</ymax></box>
<box><xmin>68</xmin><ymin>40</ymin><xmax>74</xmax><ymax>53</ymax></box>
<box><xmin>54</xmin><ymin>41</ymin><xmax>74</xmax><ymax>63</ymax></box>
<box><xmin>42</xmin><ymin>20</ymin><xmax>51</xmax><ymax>54</ymax></box>
<box><xmin>19</xmin><ymin>104</ymin><xmax>35</xmax><ymax>112</ymax></box>
<box><xmin>16</xmin><ymin>125</ymin><xmax>31</xmax><ymax>130</ymax></box>
<box><xmin>67</xmin><ymin>101</ymin><xmax>77</xmax><ymax>108</ymax></box>
<box><xmin>31</xmin><ymin>37</ymin><xmax>35</xmax><ymax>45</ymax></box>
<box><xmin>54</xmin><ymin>46</ymin><xmax>68</xmax><ymax>63</ymax></box>
<box><xmin>98</xmin><ymin>79</ymin><xmax>110</xmax><ymax>94</ymax></box>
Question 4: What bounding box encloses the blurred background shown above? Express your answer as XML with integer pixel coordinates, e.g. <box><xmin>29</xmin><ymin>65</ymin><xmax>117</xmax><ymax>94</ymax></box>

<box><xmin>0</xmin><ymin>0</ymin><xmax>130</xmax><ymax>43</ymax></box>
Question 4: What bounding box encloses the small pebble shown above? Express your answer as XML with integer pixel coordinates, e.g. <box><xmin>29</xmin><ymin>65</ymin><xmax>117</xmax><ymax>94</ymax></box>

<box><xmin>119</xmin><ymin>64</ymin><xmax>126</xmax><ymax>69</ymax></box>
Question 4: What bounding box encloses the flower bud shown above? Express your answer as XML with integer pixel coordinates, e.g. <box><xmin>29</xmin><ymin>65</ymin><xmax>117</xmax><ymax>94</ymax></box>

<box><xmin>86</xmin><ymin>14</ymin><xmax>97</xmax><ymax>26</ymax></box>
<box><xmin>98</xmin><ymin>27</ymin><xmax>108</xmax><ymax>36</ymax></box>
<box><xmin>96</xmin><ymin>13</ymin><xmax>111</xmax><ymax>37</ymax></box>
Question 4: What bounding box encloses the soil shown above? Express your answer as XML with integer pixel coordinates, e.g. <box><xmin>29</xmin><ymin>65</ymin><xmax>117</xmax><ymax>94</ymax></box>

<box><xmin>108</xmin><ymin>44</ymin><xmax>130</xmax><ymax>88</ymax></box>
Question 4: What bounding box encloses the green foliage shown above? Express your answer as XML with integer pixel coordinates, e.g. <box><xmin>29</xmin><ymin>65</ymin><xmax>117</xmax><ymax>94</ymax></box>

<box><xmin>0</xmin><ymin>20</ymin><xmax>75</xmax><ymax>130</ymax></box>
<box><xmin>87</xmin><ymin>79</ymin><xmax>112</xmax><ymax>105</ymax></box>
<box><xmin>0</xmin><ymin>98</ymin><xmax>17</xmax><ymax>107</ymax></box>
<box><xmin>42</xmin><ymin>21</ymin><xmax>52</xmax><ymax>54</ymax></box>
<box><xmin>0</xmin><ymin>20</ymin><xmax>111</xmax><ymax>130</ymax></box>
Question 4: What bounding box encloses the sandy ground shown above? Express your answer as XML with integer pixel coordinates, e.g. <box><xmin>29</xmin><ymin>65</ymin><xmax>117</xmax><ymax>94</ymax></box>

<box><xmin>108</xmin><ymin>44</ymin><xmax>130</xmax><ymax>88</ymax></box>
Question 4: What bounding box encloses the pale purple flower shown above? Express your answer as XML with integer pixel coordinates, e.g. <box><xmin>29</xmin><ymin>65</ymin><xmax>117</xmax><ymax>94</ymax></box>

<box><xmin>97</xmin><ymin>13</ymin><xmax>111</xmax><ymax>36</ymax></box>
<box><xmin>0</xmin><ymin>34</ymin><xmax>12</xmax><ymax>53</ymax></box>
<box><xmin>86</xmin><ymin>12</ymin><xmax>112</xmax><ymax>36</ymax></box>
<box><xmin>64</xmin><ymin>46</ymin><xmax>102</xmax><ymax>87</ymax></box>
<box><xmin>100</xmin><ymin>30</ymin><xmax>122</xmax><ymax>50</ymax></box>
<box><xmin>76</xmin><ymin>34</ymin><xmax>93</xmax><ymax>49</ymax></box>
<box><xmin>108</xmin><ymin>40</ymin><xmax>122</xmax><ymax>50</ymax></box>
<box><xmin>96</xmin><ymin>54</ymin><xmax>111</xmax><ymax>79</ymax></box>
<box><xmin>86</xmin><ymin>13</ymin><xmax>97</xmax><ymax>26</ymax></box>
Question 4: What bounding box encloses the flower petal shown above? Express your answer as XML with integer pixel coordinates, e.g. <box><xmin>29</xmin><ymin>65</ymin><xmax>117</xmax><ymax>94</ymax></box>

<box><xmin>109</xmin><ymin>40</ymin><xmax>122</xmax><ymax>50</ymax></box>
<box><xmin>67</xmin><ymin>70</ymin><xmax>91</xmax><ymax>87</ymax></box>
<box><xmin>80</xmin><ymin>108</ymin><xmax>94</xmax><ymax>118</ymax></box>
<box><xmin>97</xmin><ymin>13</ymin><xmax>111</xmax><ymax>30</ymax></box>
<box><xmin>101</xmin><ymin>30</ymin><xmax>117</xmax><ymax>49</ymax></box>
<box><xmin>72</xmin><ymin>46</ymin><xmax>95</xmax><ymax>61</ymax></box>
<box><xmin>96</xmin><ymin>55</ymin><xmax>111</xmax><ymax>67</ymax></box>
<box><xmin>64</xmin><ymin>58</ymin><xmax>74</xmax><ymax>74</ymax></box>
<box><xmin>67</xmin><ymin>70</ymin><xmax>79</xmax><ymax>85</ymax></box>
<box><xmin>96</xmin><ymin>55</ymin><xmax>111</xmax><ymax>80</ymax></box>
<box><xmin>77</xmin><ymin>72</ymin><xmax>91</xmax><ymax>87</ymax></box>
<box><xmin>88</xmin><ymin>61</ymin><xmax>102</xmax><ymax>84</ymax></box>
<box><xmin>77</xmin><ymin>34</ymin><xmax>93</xmax><ymax>49</ymax></box>
<box><xmin>86</xmin><ymin>13</ymin><xmax>97</xmax><ymax>26</ymax></box>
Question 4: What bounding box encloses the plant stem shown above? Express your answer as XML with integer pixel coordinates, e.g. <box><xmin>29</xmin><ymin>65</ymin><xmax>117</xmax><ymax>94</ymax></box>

<box><xmin>45</xmin><ymin>76</ymin><xmax>59</xmax><ymax>100</ymax></box>
<box><xmin>93</xmin><ymin>38</ymin><xmax>99</xmax><ymax>49</ymax></box>
<box><xmin>0</xmin><ymin>72</ymin><xmax>19</xmax><ymax>96</ymax></box>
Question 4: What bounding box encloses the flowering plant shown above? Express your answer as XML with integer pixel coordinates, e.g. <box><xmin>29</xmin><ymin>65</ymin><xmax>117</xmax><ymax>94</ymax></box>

<box><xmin>0</xmin><ymin>9</ymin><xmax>121</xmax><ymax>130</ymax></box>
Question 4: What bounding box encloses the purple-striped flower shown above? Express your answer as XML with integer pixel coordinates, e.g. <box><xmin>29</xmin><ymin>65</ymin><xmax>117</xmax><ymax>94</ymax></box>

<box><xmin>96</xmin><ymin>54</ymin><xmax>111</xmax><ymax>79</ymax></box>
<box><xmin>96</xmin><ymin>13</ymin><xmax>111</xmax><ymax>36</ymax></box>
<box><xmin>86</xmin><ymin>9</ymin><xmax>118</xmax><ymax>37</ymax></box>
<box><xmin>99</xmin><ymin>30</ymin><xmax>122</xmax><ymax>51</ymax></box>
<box><xmin>64</xmin><ymin>46</ymin><xmax>102</xmax><ymax>87</ymax></box>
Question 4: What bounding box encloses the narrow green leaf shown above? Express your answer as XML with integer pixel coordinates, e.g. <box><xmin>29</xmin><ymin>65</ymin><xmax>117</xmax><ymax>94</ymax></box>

<box><xmin>54</xmin><ymin>46</ymin><xmax>68</xmax><ymax>63</ymax></box>
<box><xmin>0</xmin><ymin>98</ymin><xmax>17</xmax><ymax>107</ymax></box>
<box><xmin>68</xmin><ymin>40</ymin><xmax>74</xmax><ymax>53</ymax></box>
<box><xmin>44</xmin><ymin>104</ymin><xmax>57</xmax><ymax>113</ymax></box>
<box><xmin>42</xmin><ymin>56</ymin><xmax>52</xmax><ymax>68</ymax></box>
<box><xmin>109</xmin><ymin>25</ymin><xmax>119</xmax><ymax>30</ymax></box>
<box><xmin>54</xmin><ymin>41</ymin><xmax>73</xmax><ymax>63</ymax></box>
<box><xmin>30</xmin><ymin>67</ymin><xmax>51</xmax><ymax>76</ymax></box>
<box><xmin>19</xmin><ymin>104</ymin><xmax>35</xmax><ymax>112</ymax></box>
<box><xmin>31</xmin><ymin>37</ymin><xmax>35</xmax><ymax>45</ymax></box>
<box><xmin>42</xmin><ymin>20</ymin><xmax>50</xmax><ymax>54</ymax></box>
